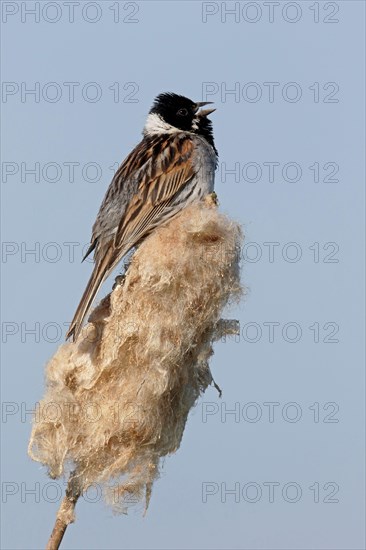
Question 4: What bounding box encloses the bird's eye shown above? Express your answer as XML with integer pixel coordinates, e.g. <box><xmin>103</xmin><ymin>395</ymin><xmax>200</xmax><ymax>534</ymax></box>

<box><xmin>177</xmin><ymin>108</ymin><xmax>188</xmax><ymax>116</ymax></box>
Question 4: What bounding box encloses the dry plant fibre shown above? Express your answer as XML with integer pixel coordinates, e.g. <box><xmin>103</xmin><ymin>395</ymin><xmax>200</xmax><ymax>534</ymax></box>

<box><xmin>29</xmin><ymin>195</ymin><xmax>243</xmax><ymax>517</ymax></box>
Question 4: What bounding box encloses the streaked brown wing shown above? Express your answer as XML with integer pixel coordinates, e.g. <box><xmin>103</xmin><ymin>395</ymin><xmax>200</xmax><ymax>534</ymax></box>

<box><xmin>114</xmin><ymin>134</ymin><xmax>196</xmax><ymax>251</ymax></box>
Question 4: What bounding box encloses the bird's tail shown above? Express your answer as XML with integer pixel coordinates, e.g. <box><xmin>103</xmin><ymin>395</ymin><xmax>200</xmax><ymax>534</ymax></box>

<box><xmin>66</xmin><ymin>251</ymin><xmax>113</xmax><ymax>342</ymax></box>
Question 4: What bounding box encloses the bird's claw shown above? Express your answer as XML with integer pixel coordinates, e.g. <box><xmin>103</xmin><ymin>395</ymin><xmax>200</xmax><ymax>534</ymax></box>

<box><xmin>205</xmin><ymin>192</ymin><xmax>219</xmax><ymax>207</ymax></box>
<box><xmin>113</xmin><ymin>274</ymin><xmax>125</xmax><ymax>290</ymax></box>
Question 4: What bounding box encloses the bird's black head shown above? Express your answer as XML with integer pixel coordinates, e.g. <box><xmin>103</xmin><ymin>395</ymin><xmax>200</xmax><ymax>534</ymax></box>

<box><xmin>146</xmin><ymin>92</ymin><xmax>217</xmax><ymax>152</ymax></box>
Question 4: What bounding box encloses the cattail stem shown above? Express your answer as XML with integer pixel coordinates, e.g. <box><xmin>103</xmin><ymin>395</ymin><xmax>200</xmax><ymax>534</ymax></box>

<box><xmin>46</xmin><ymin>475</ymin><xmax>80</xmax><ymax>550</ymax></box>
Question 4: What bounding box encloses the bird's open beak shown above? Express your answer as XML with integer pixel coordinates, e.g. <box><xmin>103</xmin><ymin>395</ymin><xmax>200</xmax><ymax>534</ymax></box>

<box><xmin>194</xmin><ymin>101</ymin><xmax>216</xmax><ymax>117</ymax></box>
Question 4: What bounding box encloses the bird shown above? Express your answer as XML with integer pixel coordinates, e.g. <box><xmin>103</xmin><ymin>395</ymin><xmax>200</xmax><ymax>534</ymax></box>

<box><xmin>66</xmin><ymin>92</ymin><xmax>218</xmax><ymax>341</ymax></box>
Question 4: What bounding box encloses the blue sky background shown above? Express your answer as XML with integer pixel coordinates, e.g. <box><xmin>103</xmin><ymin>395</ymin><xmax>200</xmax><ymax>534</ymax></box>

<box><xmin>1</xmin><ymin>1</ymin><xmax>365</xmax><ymax>549</ymax></box>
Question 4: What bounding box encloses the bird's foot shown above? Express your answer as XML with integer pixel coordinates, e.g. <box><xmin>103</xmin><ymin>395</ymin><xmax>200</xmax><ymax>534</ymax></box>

<box><xmin>204</xmin><ymin>192</ymin><xmax>219</xmax><ymax>208</ymax></box>
<box><xmin>113</xmin><ymin>274</ymin><xmax>125</xmax><ymax>290</ymax></box>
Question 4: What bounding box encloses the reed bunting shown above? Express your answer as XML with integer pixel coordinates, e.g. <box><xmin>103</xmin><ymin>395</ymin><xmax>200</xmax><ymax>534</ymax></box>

<box><xmin>66</xmin><ymin>92</ymin><xmax>218</xmax><ymax>341</ymax></box>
